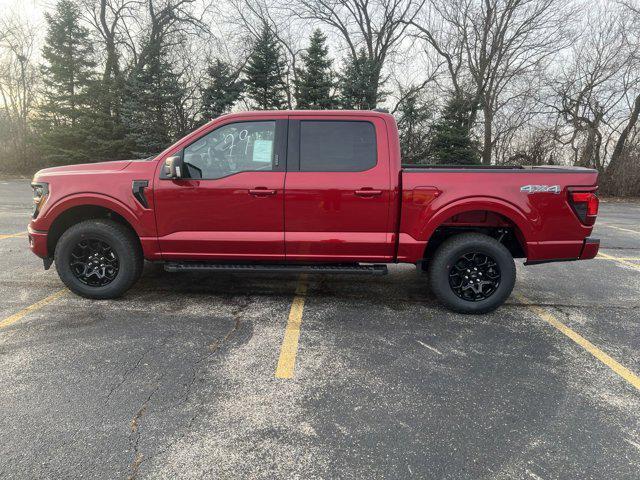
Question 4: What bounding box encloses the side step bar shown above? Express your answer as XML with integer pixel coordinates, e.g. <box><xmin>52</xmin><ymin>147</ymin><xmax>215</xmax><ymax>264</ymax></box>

<box><xmin>164</xmin><ymin>262</ymin><xmax>388</xmax><ymax>275</ymax></box>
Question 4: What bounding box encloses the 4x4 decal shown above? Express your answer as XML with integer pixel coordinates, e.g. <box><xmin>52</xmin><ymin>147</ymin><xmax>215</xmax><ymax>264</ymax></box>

<box><xmin>520</xmin><ymin>185</ymin><xmax>561</xmax><ymax>194</ymax></box>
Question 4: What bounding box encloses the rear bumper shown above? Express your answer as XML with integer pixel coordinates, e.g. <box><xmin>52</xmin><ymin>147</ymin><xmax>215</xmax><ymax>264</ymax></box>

<box><xmin>525</xmin><ymin>237</ymin><xmax>599</xmax><ymax>265</ymax></box>
<box><xmin>27</xmin><ymin>225</ymin><xmax>48</xmax><ymax>259</ymax></box>
<box><xmin>579</xmin><ymin>237</ymin><xmax>600</xmax><ymax>260</ymax></box>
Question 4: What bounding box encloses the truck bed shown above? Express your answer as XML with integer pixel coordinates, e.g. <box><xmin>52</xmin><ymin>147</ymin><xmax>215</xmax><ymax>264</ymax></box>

<box><xmin>402</xmin><ymin>164</ymin><xmax>595</xmax><ymax>173</ymax></box>
<box><xmin>397</xmin><ymin>165</ymin><xmax>599</xmax><ymax>264</ymax></box>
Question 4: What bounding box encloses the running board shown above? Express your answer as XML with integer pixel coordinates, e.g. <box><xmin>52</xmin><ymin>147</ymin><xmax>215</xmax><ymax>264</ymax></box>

<box><xmin>163</xmin><ymin>262</ymin><xmax>388</xmax><ymax>275</ymax></box>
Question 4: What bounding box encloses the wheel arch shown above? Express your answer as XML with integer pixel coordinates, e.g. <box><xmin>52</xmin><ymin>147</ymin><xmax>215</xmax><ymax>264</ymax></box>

<box><xmin>45</xmin><ymin>196</ymin><xmax>142</xmax><ymax>258</ymax></box>
<box><xmin>419</xmin><ymin>197</ymin><xmax>531</xmax><ymax>262</ymax></box>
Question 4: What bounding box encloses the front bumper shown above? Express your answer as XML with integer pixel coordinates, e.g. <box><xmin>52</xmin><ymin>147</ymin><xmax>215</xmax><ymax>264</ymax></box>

<box><xmin>27</xmin><ymin>225</ymin><xmax>49</xmax><ymax>259</ymax></box>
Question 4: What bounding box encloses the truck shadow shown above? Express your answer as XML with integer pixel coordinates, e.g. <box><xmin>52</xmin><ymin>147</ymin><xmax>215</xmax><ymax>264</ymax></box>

<box><xmin>131</xmin><ymin>262</ymin><xmax>439</xmax><ymax>310</ymax></box>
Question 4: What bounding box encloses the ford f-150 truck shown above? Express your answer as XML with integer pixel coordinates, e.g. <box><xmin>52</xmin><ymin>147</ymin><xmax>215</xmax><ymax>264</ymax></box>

<box><xmin>28</xmin><ymin>110</ymin><xmax>600</xmax><ymax>313</ymax></box>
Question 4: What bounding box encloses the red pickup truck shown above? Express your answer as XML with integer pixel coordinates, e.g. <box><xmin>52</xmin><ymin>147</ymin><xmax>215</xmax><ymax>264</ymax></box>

<box><xmin>28</xmin><ymin>110</ymin><xmax>600</xmax><ymax>313</ymax></box>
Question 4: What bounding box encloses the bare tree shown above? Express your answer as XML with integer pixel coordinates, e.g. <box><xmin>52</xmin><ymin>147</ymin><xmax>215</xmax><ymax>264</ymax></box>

<box><xmin>550</xmin><ymin>5</ymin><xmax>639</xmax><ymax>172</ymax></box>
<box><xmin>82</xmin><ymin>0</ymin><xmax>135</xmax><ymax>79</ymax></box>
<box><xmin>289</xmin><ymin>0</ymin><xmax>426</xmax><ymax>107</ymax></box>
<box><xmin>170</xmin><ymin>40</ymin><xmax>209</xmax><ymax>133</ymax></box>
<box><xmin>507</xmin><ymin>126</ymin><xmax>561</xmax><ymax>165</ymax></box>
<box><xmin>410</xmin><ymin>0</ymin><xmax>573</xmax><ymax>164</ymax></box>
<box><xmin>226</xmin><ymin>0</ymin><xmax>306</xmax><ymax>109</ymax></box>
<box><xmin>605</xmin><ymin>1</ymin><xmax>640</xmax><ymax>180</ymax></box>
<box><xmin>0</xmin><ymin>15</ymin><xmax>39</xmax><ymax>169</ymax></box>
<box><xmin>81</xmin><ymin>0</ymin><xmax>140</xmax><ymax>115</ymax></box>
<box><xmin>492</xmin><ymin>77</ymin><xmax>545</xmax><ymax>164</ymax></box>
<box><xmin>119</xmin><ymin>0</ymin><xmax>207</xmax><ymax>71</ymax></box>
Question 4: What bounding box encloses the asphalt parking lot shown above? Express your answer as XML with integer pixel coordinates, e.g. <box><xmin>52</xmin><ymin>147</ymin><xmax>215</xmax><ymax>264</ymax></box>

<box><xmin>0</xmin><ymin>179</ymin><xmax>638</xmax><ymax>479</ymax></box>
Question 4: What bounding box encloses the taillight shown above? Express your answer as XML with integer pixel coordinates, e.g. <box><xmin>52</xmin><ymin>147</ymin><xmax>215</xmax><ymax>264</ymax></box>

<box><xmin>569</xmin><ymin>191</ymin><xmax>598</xmax><ymax>225</ymax></box>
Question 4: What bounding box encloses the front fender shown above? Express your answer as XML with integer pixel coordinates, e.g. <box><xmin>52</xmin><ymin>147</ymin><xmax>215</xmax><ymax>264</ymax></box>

<box><xmin>36</xmin><ymin>192</ymin><xmax>146</xmax><ymax>237</ymax></box>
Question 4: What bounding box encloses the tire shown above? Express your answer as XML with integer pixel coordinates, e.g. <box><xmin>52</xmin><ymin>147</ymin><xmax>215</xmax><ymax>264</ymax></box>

<box><xmin>54</xmin><ymin>219</ymin><xmax>143</xmax><ymax>299</ymax></box>
<box><xmin>428</xmin><ymin>233</ymin><xmax>516</xmax><ymax>314</ymax></box>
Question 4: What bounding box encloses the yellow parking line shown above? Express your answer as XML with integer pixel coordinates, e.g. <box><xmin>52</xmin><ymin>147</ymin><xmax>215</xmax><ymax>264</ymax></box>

<box><xmin>517</xmin><ymin>295</ymin><xmax>640</xmax><ymax>392</ymax></box>
<box><xmin>275</xmin><ymin>274</ymin><xmax>308</xmax><ymax>379</ymax></box>
<box><xmin>597</xmin><ymin>252</ymin><xmax>640</xmax><ymax>271</ymax></box>
<box><xmin>604</xmin><ymin>224</ymin><xmax>640</xmax><ymax>235</ymax></box>
<box><xmin>0</xmin><ymin>231</ymin><xmax>26</xmax><ymax>240</ymax></box>
<box><xmin>0</xmin><ymin>289</ymin><xmax>67</xmax><ymax>329</ymax></box>
<box><xmin>595</xmin><ymin>256</ymin><xmax>640</xmax><ymax>261</ymax></box>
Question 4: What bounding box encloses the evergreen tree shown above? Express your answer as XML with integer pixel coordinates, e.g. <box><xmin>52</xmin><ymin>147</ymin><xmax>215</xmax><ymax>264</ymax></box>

<box><xmin>87</xmin><ymin>35</ymin><xmax>131</xmax><ymax>161</ymax></box>
<box><xmin>338</xmin><ymin>48</ymin><xmax>383</xmax><ymax>110</ymax></box>
<box><xmin>428</xmin><ymin>93</ymin><xmax>480</xmax><ymax>165</ymax></box>
<box><xmin>295</xmin><ymin>29</ymin><xmax>334</xmax><ymax>109</ymax></box>
<box><xmin>83</xmin><ymin>54</ymin><xmax>132</xmax><ymax>161</ymax></box>
<box><xmin>201</xmin><ymin>59</ymin><xmax>244</xmax><ymax>121</ymax></box>
<box><xmin>245</xmin><ymin>27</ymin><xmax>288</xmax><ymax>110</ymax></box>
<box><xmin>37</xmin><ymin>0</ymin><xmax>97</xmax><ymax>163</ymax></box>
<box><xmin>122</xmin><ymin>43</ymin><xmax>185</xmax><ymax>156</ymax></box>
<box><xmin>40</xmin><ymin>0</ymin><xmax>95</xmax><ymax>127</ymax></box>
<box><xmin>82</xmin><ymin>96</ymin><xmax>134</xmax><ymax>160</ymax></box>
<box><xmin>396</xmin><ymin>87</ymin><xmax>433</xmax><ymax>164</ymax></box>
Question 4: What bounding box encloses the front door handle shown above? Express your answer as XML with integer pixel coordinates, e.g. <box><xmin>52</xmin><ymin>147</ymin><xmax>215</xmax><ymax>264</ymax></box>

<box><xmin>355</xmin><ymin>189</ymin><xmax>382</xmax><ymax>197</ymax></box>
<box><xmin>249</xmin><ymin>188</ymin><xmax>277</xmax><ymax>196</ymax></box>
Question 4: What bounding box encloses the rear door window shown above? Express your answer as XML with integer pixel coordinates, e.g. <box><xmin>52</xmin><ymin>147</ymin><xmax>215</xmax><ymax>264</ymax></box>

<box><xmin>299</xmin><ymin>121</ymin><xmax>377</xmax><ymax>172</ymax></box>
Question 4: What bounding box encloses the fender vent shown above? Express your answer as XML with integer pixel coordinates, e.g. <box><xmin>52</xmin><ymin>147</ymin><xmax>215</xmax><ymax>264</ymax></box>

<box><xmin>132</xmin><ymin>180</ymin><xmax>149</xmax><ymax>208</ymax></box>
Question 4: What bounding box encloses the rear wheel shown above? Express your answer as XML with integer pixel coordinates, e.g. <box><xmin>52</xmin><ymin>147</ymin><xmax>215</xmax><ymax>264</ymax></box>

<box><xmin>428</xmin><ymin>233</ymin><xmax>516</xmax><ymax>314</ymax></box>
<box><xmin>54</xmin><ymin>219</ymin><xmax>143</xmax><ymax>299</ymax></box>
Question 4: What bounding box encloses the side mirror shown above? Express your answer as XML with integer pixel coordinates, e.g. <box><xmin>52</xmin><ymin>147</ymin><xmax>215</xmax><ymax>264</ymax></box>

<box><xmin>164</xmin><ymin>155</ymin><xmax>184</xmax><ymax>179</ymax></box>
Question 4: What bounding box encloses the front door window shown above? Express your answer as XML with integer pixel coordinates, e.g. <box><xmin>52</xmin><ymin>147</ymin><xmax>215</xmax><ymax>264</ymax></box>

<box><xmin>183</xmin><ymin>121</ymin><xmax>276</xmax><ymax>179</ymax></box>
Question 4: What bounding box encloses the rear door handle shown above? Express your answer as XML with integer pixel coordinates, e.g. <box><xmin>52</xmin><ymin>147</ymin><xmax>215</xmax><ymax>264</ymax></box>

<box><xmin>249</xmin><ymin>188</ymin><xmax>277</xmax><ymax>196</ymax></box>
<box><xmin>355</xmin><ymin>189</ymin><xmax>382</xmax><ymax>197</ymax></box>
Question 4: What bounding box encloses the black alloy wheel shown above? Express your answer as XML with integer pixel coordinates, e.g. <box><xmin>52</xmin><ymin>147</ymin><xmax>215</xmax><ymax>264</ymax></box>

<box><xmin>54</xmin><ymin>219</ymin><xmax>143</xmax><ymax>299</ymax></box>
<box><xmin>448</xmin><ymin>252</ymin><xmax>501</xmax><ymax>302</ymax></box>
<box><xmin>428</xmin><ymin>233</ymin><xmax>516</xmax><ymax>314</ymax></box>
<box><xmin>70</xmin><ymin>238</ymin><xmax>120</xmax><ymax>287</ymax></box>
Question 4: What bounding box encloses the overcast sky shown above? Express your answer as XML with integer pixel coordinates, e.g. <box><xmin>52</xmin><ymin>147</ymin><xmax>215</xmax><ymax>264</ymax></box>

<box><xmin>1</xmin><ymin>0</ymin><xmax>46</xmax><ymax>24</ymax></box>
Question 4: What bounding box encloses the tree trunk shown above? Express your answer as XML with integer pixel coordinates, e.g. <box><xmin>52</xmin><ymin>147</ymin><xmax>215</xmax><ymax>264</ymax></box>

<box><xmin>102</xmin><ymin>41</ymin><xmax>120</xmax><ymax>117</ymax></box>
<box><xmin>482</xmin><ymin>107</ymin><xmax>492</xmax><ymax>165</ymax></box>
<box><xmin>607</xmin><ymin>93</ymin><xmax>640</xmax><ymax>174</ymax></box>
<box><xmin>601</xmin><ymin>93</ymin><xmax>640</xmax><ymax>194</ymax></box>
<box><xmin>578</xmin><ymin>128</ymin><xmax>597</xmax><ymax>168</ymax></box>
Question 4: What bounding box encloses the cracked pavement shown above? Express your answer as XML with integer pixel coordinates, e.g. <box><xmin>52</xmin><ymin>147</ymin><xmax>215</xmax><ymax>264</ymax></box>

<box><xmin>0</xmin><ymin>179</ymin><xmax>639</xmax><ymax>479</ymax></box>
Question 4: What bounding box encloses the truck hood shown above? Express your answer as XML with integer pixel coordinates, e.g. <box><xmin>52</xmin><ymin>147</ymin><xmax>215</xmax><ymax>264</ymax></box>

<box><xmin>34</xmin><ymin>160</ymin><xmax>133</xmax><ymax>180</ymax></box>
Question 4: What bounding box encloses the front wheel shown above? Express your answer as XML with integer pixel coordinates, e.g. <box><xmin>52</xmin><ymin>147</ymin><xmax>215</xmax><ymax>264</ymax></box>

<box><xmin>428</xmin><ymin>233</ymin><xmax>516</xmax><ymax>314</ymax></box>
<box><xmin>54</xmin><ymin>219</ymin><xmax>143</xmax><ymax>299</ymax></box>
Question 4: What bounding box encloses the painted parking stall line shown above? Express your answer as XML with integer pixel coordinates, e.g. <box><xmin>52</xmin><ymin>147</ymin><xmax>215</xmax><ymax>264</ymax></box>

<box><xmin>597</xmin><ymin>252</ymin><xmax>640</xmax><ymax>272</ymax></box>
<box><xmin>517</xmin><ymin>294</ymin><xmax>640</xmax><ymax>392</ymax></box>
<box><xmin>595</xmin><ymin>256</ymin><xmax>640</xmax><ymax>261</ymax></box>
<box><xmin>0</xmin><ymin>289</ymin><xmax>67</xmax><ymax>330</ymax></box>
<box><xmin>602</xmin><ymin>224</ymin><xmax>640</xmax><ymax>235</ymax></box>
<box><xmin>275</xmin><ymin>274</ymin><xmax>308</xmax><ymax>379</ymax></box>
<box><xmin>0</xmin><ymin>231</ymin><xmax>27</xmax><ymax>240</ymax></box>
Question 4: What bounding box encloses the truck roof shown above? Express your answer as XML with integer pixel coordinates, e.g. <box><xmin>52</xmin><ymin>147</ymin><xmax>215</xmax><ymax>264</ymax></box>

<box><xmin>212</xmin><ymin>109</ymin><xmax>395</xmax><ymax>121</ymax></box>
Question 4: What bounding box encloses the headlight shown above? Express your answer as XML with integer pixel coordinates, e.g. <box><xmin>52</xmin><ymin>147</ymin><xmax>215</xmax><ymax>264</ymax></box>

<box><xmin>31</xmin><ymin>182</ymin><xmax>49</xmax><ymax>218</ymax></box>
